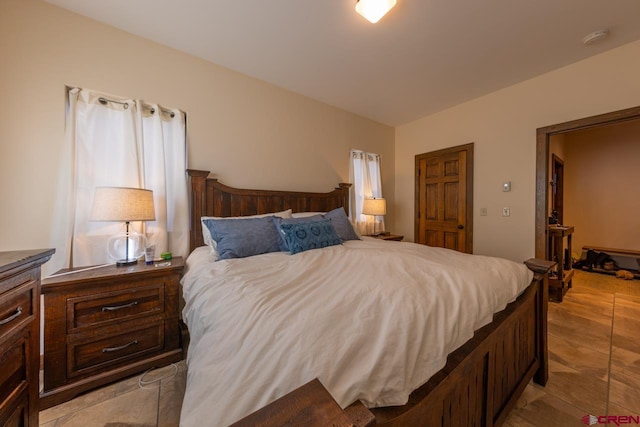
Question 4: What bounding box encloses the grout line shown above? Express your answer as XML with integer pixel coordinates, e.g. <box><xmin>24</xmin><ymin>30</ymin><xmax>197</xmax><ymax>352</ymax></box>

<box><xmin>605</xmin><ymin>292</ymin><xmax>616</xmax><ymax>416</ymax></box>
<box><xmin>156</xmin><ymin>377</ymin><xmax>162</xmax><ymax>427</ymax></box>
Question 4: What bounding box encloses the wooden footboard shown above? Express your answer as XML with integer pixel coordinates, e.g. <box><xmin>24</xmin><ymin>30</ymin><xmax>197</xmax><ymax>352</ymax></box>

<box><xmin>352</xmin><ymin>259</ymin><xmax>553</xmax><ymax>427</ymax></box>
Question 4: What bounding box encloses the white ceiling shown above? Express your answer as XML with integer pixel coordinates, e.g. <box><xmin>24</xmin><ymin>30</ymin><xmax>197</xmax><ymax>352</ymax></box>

<box><xmin>45</xmin><ymin>0</ymin><xmax>640</xmax><ymax>126</ymax></box>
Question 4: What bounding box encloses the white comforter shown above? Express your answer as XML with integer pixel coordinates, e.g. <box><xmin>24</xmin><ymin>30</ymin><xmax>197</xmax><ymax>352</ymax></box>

<box><xmin>180</xmin><ymin>239</ymin><xmax>533</xmax><ymax>427</ymax></box>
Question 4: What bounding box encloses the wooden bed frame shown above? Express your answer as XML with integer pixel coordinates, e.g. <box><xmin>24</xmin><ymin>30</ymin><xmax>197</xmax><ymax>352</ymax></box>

<box><xmin>187</xmin><ymin>169</ymin><xmax>552</xmax><ymax>427</ymax></box>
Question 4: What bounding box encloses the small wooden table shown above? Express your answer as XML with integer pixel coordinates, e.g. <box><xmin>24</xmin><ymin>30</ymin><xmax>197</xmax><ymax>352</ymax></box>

<box><xmin>547</xmin><ymin>225</ymin><xmax>574</xmax><ymax>302</ymax></box>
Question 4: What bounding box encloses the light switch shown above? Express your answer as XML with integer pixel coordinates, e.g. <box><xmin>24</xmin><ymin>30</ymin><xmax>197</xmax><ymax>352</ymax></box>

<box><xmin>503</xmin><ymin>181</ymin><xmax>511</xmax><ymax>192</ymax></box>
<box><xmin>480</xmin><ymin>208</ymin><xmax>488</xmax><ymax>216</ymax></box>
<box><xmin>502</xmin><ymin>207</ymin><xmax>510</xmax><ymax>217</ymax></box>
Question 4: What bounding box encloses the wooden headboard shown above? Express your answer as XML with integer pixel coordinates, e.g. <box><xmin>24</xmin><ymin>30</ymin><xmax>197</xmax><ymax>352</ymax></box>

<box><xmin>188</xmin><ymin>170</ymin><xmax>352</xmax><ymax>253</ymax></box>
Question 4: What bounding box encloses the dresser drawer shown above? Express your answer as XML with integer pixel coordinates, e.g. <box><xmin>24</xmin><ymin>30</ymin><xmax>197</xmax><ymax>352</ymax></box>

<box><xmin>0</xmin><ymin>334</ymin><xmax>28</xmax><ymax>419</ymax></box>
<box><xmin>0</xmin><ymin>281</ymin><xmax>35</xmax><ymax>342</ymax></box>
<box><xmin>68</xmin><ymin>319</ymin><xmax>164</xmax><ymax>378</ymax></box>
<box><xmin>67</xmin><ymin>283</ymin><xmax>164</xmax><ymax>333</ymax></box>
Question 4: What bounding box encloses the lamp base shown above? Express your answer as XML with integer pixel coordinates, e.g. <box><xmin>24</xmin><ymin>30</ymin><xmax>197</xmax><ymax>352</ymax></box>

<box><xmin>116</xmin><ymin>258</ymin><xmax>138</xmax><ymax>267</ymax></box>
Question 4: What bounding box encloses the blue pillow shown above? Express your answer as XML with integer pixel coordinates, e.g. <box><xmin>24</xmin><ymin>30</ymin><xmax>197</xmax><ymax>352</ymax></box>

<box><xmin>274</xmin><ymin>215</ymin><xmax>324</xmax><ymax>251</ymax></box>
<box><xmin>324</xmin><ymin>207</ymin><xmax>360</xmax><ymax>242</ymax></box>
<box><xmin>280</xmin><ymin>218</ymin><xmax>342</xmax><ymax>255</ymax></box>
<box><xmin>203</xmin><ymin>216</ymin><xmax>282</xmax><ymax>260</ymax></box>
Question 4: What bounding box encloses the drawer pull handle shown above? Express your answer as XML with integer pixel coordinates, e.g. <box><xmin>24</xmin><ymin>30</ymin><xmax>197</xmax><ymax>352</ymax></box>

<box><xmin>102</xmin><ymin>301</ymin><xmax>138</xmax><ymax>312</ymax></box>
<box><xmin>102</xmin><ymin>340</ymin><xmax>139</xmax><ymax>353</ymax></box>
<box><xmin>0</xmin><ymin>307</ymin><xmax>23</xmax><ymax>325</ymax></box>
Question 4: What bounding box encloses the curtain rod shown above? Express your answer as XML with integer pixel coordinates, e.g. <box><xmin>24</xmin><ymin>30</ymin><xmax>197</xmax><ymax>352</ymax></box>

<box><xmin>98</xmin><ymin>96</ymin><xmax>176</xmax><ymax>118</ymax></box>
<box><xmin>98</xmin><ymin>96</ymin><xmax>129</xmax><ymax>109</ymax></box>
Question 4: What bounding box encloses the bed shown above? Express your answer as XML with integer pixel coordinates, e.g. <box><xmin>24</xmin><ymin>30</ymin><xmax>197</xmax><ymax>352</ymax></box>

<box><xmin>181</xmin><ymin>169</ymin><xmax>552</xmax><ymax>427</ymax></box>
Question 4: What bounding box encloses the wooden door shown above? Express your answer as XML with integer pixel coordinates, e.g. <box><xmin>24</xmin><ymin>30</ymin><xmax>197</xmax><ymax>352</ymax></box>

<box><xmin>415</xmin><ymin>143</ymin><xmax>473</xmax><ymax>253</ymax></box>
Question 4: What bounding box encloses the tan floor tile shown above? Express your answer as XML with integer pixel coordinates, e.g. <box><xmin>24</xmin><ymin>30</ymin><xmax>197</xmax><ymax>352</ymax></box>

<box><xmin>505</xmin><ymin>389</ymin><xmax>590</xmax><ymax>427</ymax></box>
<box><xmin>50</xmin><ymin>386</ymin><xmax>159</xmax><ymax>427</ymax></box>
<box><xmin>158</xmin><ymin>362</ymin><xmax>187</xmax><ymax>427</ymax></box>
<box><xmin>554</xmin><ymin>290</ymin><xmax>614</xmax><ymax>320</ymax></box>
<box><xmin>609</xmin><ymin>375</ymin><xmax>640</xmax><ymax>414</ymax></box>
<box><xmin>39</xmin><ymin>381</ymin><xmax>122</xmax><ymax>424</ymax></box>
<box><xmin>548</xmin><ymin>334</ymin><xmax>609</xmax><ymax>381</ymax></box>
<box><xmin>548</xmin><ymin>309</ymin><xmax>612</xmax><ymax>354</ymax></box>
<box><xmin>611</xmin><ymin>346</ymin><xmax>640</xmax><ymax>383</ymax></box>
<box><xmin>542</xmin><ymin>359</ymin><xmax>607</xmax><ymax>414</ymax></box>
<box><xmin>607</xmin><ymin>402</ymin><xmax>640</xmax><ymax>418</ymax></box>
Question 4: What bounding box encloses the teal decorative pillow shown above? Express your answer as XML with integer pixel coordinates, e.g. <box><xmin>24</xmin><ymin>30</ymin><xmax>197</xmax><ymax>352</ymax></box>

<box><xmin>274</xmin><ymin>215</ymin><xmax>324</xmax><ymax>251</ymax></box>
<box><xmin>280</xmin><ymin>218</ymin><xmax>342</xmax><ymax>254</ymax></box>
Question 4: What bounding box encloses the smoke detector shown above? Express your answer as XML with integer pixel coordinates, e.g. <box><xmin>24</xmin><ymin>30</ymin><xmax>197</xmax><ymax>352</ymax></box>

<box><xmin>582</xmin><ymin>29</ymin><xmax>609</xmax><ymax>45</ymax></box>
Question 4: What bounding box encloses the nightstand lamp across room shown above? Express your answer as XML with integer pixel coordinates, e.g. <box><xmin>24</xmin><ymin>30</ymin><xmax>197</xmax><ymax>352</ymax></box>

<box><xmin>362</xmin><ymin>197</ymin><xmax>386</xmax><ymax>236</ymax></box>
<box><xmin>90</xmin><ymin>187</ymin><xmax>155</xmax><ymax>266</ymax></box>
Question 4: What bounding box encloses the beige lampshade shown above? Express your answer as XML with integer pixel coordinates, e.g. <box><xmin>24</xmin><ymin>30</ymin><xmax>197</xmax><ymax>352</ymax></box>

<box><xmin>362</xmin><ymin>198</ymin><xmax>387</xmax><ymax>216</ymax></box>
<box><xmin>355</xmin><ymin>0</ymin><xmax>397</xmax><ymax>23</ymax></box>
<box><xmin>91</xmin><ymin>187</ymin><xmax>156</xmax><ymax>222</ymax></box>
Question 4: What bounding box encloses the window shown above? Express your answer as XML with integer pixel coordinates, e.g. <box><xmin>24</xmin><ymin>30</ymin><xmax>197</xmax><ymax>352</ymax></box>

<box><xmin>349</xmin><ymin>149</ymin><xmax>384</xmax><ymax>235</ymax></box>
<box><xmin>50</xmin><ymin>88</ymin><xmax>188</xmax><ymax>269</ymax></box>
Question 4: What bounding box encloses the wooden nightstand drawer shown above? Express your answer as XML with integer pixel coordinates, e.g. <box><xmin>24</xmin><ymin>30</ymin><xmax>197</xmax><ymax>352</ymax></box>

<box><xmin>67</xmin><ymin>283</ymin><xmax>164</xmax><ymax>332</ymax></box>
<box><xmin>68</xmin><ymin>318</ymin><xmax>164</xmax><ymax>378</ymax></box>
<box><xmin>0</xmin><ymin>281</ymin><xmax>35</xmax><ymax>341</ymax></box>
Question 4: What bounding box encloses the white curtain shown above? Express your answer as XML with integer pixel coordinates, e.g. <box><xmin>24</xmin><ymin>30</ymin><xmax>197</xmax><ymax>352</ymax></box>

<box><xmin>49</xmin><ymin>88</ymin><xmax>188</xmax><ymax>271</ymax></box>
<box><xmin>349</xmin><ymin>150</ymin><xmax>384</xmax><ymax>235</ymax></box>
<box><xmin>139</xmin><ymin>101</ymin><xmax>189</xmax><ymax>259</ymax></box>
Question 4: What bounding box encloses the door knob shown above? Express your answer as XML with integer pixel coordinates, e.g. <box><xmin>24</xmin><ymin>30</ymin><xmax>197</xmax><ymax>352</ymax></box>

<box><xmin>457</xmin><ymin>224</ymin><xmax>464</xmax><ymax>230</ymax></box>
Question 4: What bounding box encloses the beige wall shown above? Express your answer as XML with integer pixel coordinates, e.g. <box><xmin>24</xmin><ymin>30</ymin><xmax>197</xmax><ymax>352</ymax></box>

<box><xmin>563</xmin><ymin>120</ymin><xmax>640</xmax><ymax>255</ymax></box>
<box><xmin>395</xmin><ymin>40</ymin><xmax>640</xmax><ymax>262</ymax></box>
<box><xmin>0</xmin><ymin>0</ymin><xmax>394</xmax><ymax>270</ymax></box>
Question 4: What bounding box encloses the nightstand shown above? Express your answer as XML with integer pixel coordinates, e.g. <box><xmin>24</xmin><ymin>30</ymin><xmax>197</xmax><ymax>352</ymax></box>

<box><xmin>40</xmin><ymin>258</ymin><xmax>184</xmax><ymax>409</ymax></box>
<box><xmin>370</xmin><ymin>233</ymin><xmax>404</xmax><ymax>242</ymax></box>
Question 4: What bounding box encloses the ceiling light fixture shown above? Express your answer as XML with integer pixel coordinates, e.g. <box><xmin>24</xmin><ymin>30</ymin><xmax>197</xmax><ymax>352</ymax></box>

<box><xmin>355</xmin><ymin>0</ymin><xmax>397</xmax><ymax>23</ymax></box>
<box><xmin>582</xmin><ymin>29</ymin><xmax>609</xmax><ymax>45</ymax></box>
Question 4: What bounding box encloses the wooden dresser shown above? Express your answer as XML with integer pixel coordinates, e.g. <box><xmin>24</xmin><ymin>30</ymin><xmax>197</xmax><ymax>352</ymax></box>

<box><xmin>0</xmin><ymin>249</ymin><xmax>54</xmax><ymax>427</ymax></box>
<box><xmin>40</xmin><ymin>258</ymin><xmax>184</xmax><ymax>409</ymax></box>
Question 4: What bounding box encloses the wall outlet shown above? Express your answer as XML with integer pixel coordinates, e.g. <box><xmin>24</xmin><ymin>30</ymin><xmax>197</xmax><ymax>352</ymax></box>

<box><xmin>502</xmin><ymin>207</ymin><xmax>510</xmax><ymax>217</ymax></box>
<box><xmin>480</xmin><ymin>208</ymin><xmax>488</xmax><ymax>216</ymax></box>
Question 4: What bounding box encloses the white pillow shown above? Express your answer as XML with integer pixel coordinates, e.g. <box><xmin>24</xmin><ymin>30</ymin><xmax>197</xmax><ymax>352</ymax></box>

<box><xmin>201</xmin><ymin>209</ymin><xmax>292</xmax><ymax>249</ymax></box>
<box><xmin>291</xmin><ymin>212</ymin><xmax>325</xmax><ymax>218</ymax></box>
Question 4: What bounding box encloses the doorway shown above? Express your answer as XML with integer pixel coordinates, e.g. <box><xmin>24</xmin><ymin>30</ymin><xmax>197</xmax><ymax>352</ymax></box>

<box><xmin>415</xmin><ymin>143</ymin><xmax>473</xmax><ymax>253</ymax></box>
<box><xmin>535</xmin><ymin>105</ymin><xmax>640</xmax><ymax>259</ymax></box>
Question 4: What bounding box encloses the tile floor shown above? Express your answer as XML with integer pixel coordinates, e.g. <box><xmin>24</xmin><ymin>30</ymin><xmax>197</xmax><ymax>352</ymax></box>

<box><xmin>39</xmin><ymin>270</ymin><xmax>640</xmax><ymax>426</ymax></box>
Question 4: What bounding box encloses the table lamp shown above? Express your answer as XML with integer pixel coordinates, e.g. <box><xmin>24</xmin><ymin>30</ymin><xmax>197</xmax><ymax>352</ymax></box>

<box><xmin>90</xmin><ymin>187</ymin><xmax>156</xmax><ymax>266</ymax></box>
<box><xmin>362</xmin><ymin>197</ymin><xmax>386</xmax><ymax>236</ymax></box>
